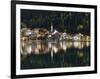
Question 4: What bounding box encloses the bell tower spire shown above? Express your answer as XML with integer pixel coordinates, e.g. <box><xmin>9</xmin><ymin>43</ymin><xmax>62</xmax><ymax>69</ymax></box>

<box><xmin>51</xmin><ymin>23</ymin><xmax>53</xmax><ymax>32</ymax></box>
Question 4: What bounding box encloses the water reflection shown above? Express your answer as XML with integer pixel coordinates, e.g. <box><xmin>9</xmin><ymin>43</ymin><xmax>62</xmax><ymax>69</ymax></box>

<box><xmin>21</xmin><ymin>40</ymin><xmax>90</xmax><ymax>55</ymax></box>
<box><xmin>21</xmin><ymin>40</ymin><xmax>90</xmax><ymax>69</ymax></box>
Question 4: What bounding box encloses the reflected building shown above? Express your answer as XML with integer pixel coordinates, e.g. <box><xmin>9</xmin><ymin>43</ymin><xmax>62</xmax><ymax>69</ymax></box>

<box><xmin>21</xmin><ymin>40</ymin><xmax>90</xmax><ymax>56</ymax></box>
<box><xmin>21</xmin><ymin>39</ymin><xmax>90</xmax><ymax>69</ymax></box>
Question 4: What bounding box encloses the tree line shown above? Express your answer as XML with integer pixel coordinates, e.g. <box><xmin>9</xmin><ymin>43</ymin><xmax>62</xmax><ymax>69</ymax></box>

<box><xmin>21</xmin><ymin>9</ymin><xmax>90</xmax><ymax>35</ymax></box>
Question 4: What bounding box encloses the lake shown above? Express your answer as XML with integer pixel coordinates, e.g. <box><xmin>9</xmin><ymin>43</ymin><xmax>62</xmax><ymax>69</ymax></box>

<box><xmin>21</xmin><ymin>40</ymin><xmax>90</xmax><ymax>69</ymax></box>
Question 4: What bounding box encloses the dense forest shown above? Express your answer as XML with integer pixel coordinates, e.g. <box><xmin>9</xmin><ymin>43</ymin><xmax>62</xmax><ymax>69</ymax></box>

<box><xmin>21</xmin><ymin>9</ymin><xmax>90</xmax><ymax>35</ymax></box>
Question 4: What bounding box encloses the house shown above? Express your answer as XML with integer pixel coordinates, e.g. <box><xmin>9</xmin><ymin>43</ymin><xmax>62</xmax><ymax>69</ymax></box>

<box><xmin>73</xmin><ymin>33</ymin><xmax>84</xmax><ymax>41</ymax></box>
<box><xmin>62</xmin><ymin>32</ymin><xmax>67</xmax><ymax>39</ymax></box>
<box><xmin>31</xmin><ymin>28</ymin><xmax>49</xmax><ymax>40</ymax></box>
<box><xmin>51</xmin><ymin>30</ymin><xmax>61</xmax><ymax>42</ymax></box>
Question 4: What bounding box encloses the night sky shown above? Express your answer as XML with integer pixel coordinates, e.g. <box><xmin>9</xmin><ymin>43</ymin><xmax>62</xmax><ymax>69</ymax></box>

<box><xmin>21</xmin><ymin>9</ymin><xmax>90</xmax><ymax>35</ymax></box>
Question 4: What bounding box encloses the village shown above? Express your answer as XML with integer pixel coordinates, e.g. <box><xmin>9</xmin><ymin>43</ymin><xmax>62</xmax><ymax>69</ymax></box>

<box><xmin>20</xmin><ymin>9</ymin><xmax>91</xmax><ymax>69</ymax></box>
<box><xmin>21</xmin><ymin>25</ymin><xmax>90</xmax><ymax>42</ymax></box>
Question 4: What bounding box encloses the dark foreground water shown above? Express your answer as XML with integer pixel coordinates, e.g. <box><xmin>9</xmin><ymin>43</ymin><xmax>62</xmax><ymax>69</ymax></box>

<box><xmin>21</xmin><ymin>40</ymin><xmax>90</xmax><ymax>69</ymax></box>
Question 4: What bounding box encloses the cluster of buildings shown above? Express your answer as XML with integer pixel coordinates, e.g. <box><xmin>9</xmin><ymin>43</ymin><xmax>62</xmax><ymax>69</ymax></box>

<box><xmin>21</xmin><ymin>25</ymin><xmax>90</xmax><ymax>42</ymax></box>
<box><xmin>21</xmin><ymin>25</ymin><xmax>90</xmax><ymax>55</ymax></box>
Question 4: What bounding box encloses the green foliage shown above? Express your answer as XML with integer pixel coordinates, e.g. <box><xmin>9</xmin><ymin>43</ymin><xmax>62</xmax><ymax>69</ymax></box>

<box><xmin>21</xmin><ymin>10</ymin><xmax>90</xmax><ymax>35</ymax></box>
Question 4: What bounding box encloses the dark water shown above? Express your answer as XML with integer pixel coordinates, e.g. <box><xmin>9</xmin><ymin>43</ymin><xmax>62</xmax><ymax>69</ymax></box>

<box><xmin>21</xmin><ymin>40</ymin><xmax>90</xmax><ymax>69</ymax></box>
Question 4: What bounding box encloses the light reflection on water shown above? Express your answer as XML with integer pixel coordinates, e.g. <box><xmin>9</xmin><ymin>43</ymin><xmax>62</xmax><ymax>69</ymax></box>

<box><xmin>21</xmin><ymin>40</ymin><xmax>90</xmax><ymax>69</ymax></box>
<box><xmin>21</xmin><ymin>40</ymin><xmax>90</xmax><ymax>55</ymax></box>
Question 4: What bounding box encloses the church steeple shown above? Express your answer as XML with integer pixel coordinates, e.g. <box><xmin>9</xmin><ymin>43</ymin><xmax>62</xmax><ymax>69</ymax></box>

<box><xmin>51</xmin><ymin>23</ymin><xmax>53</xmax><ymax>32</ymax></box>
